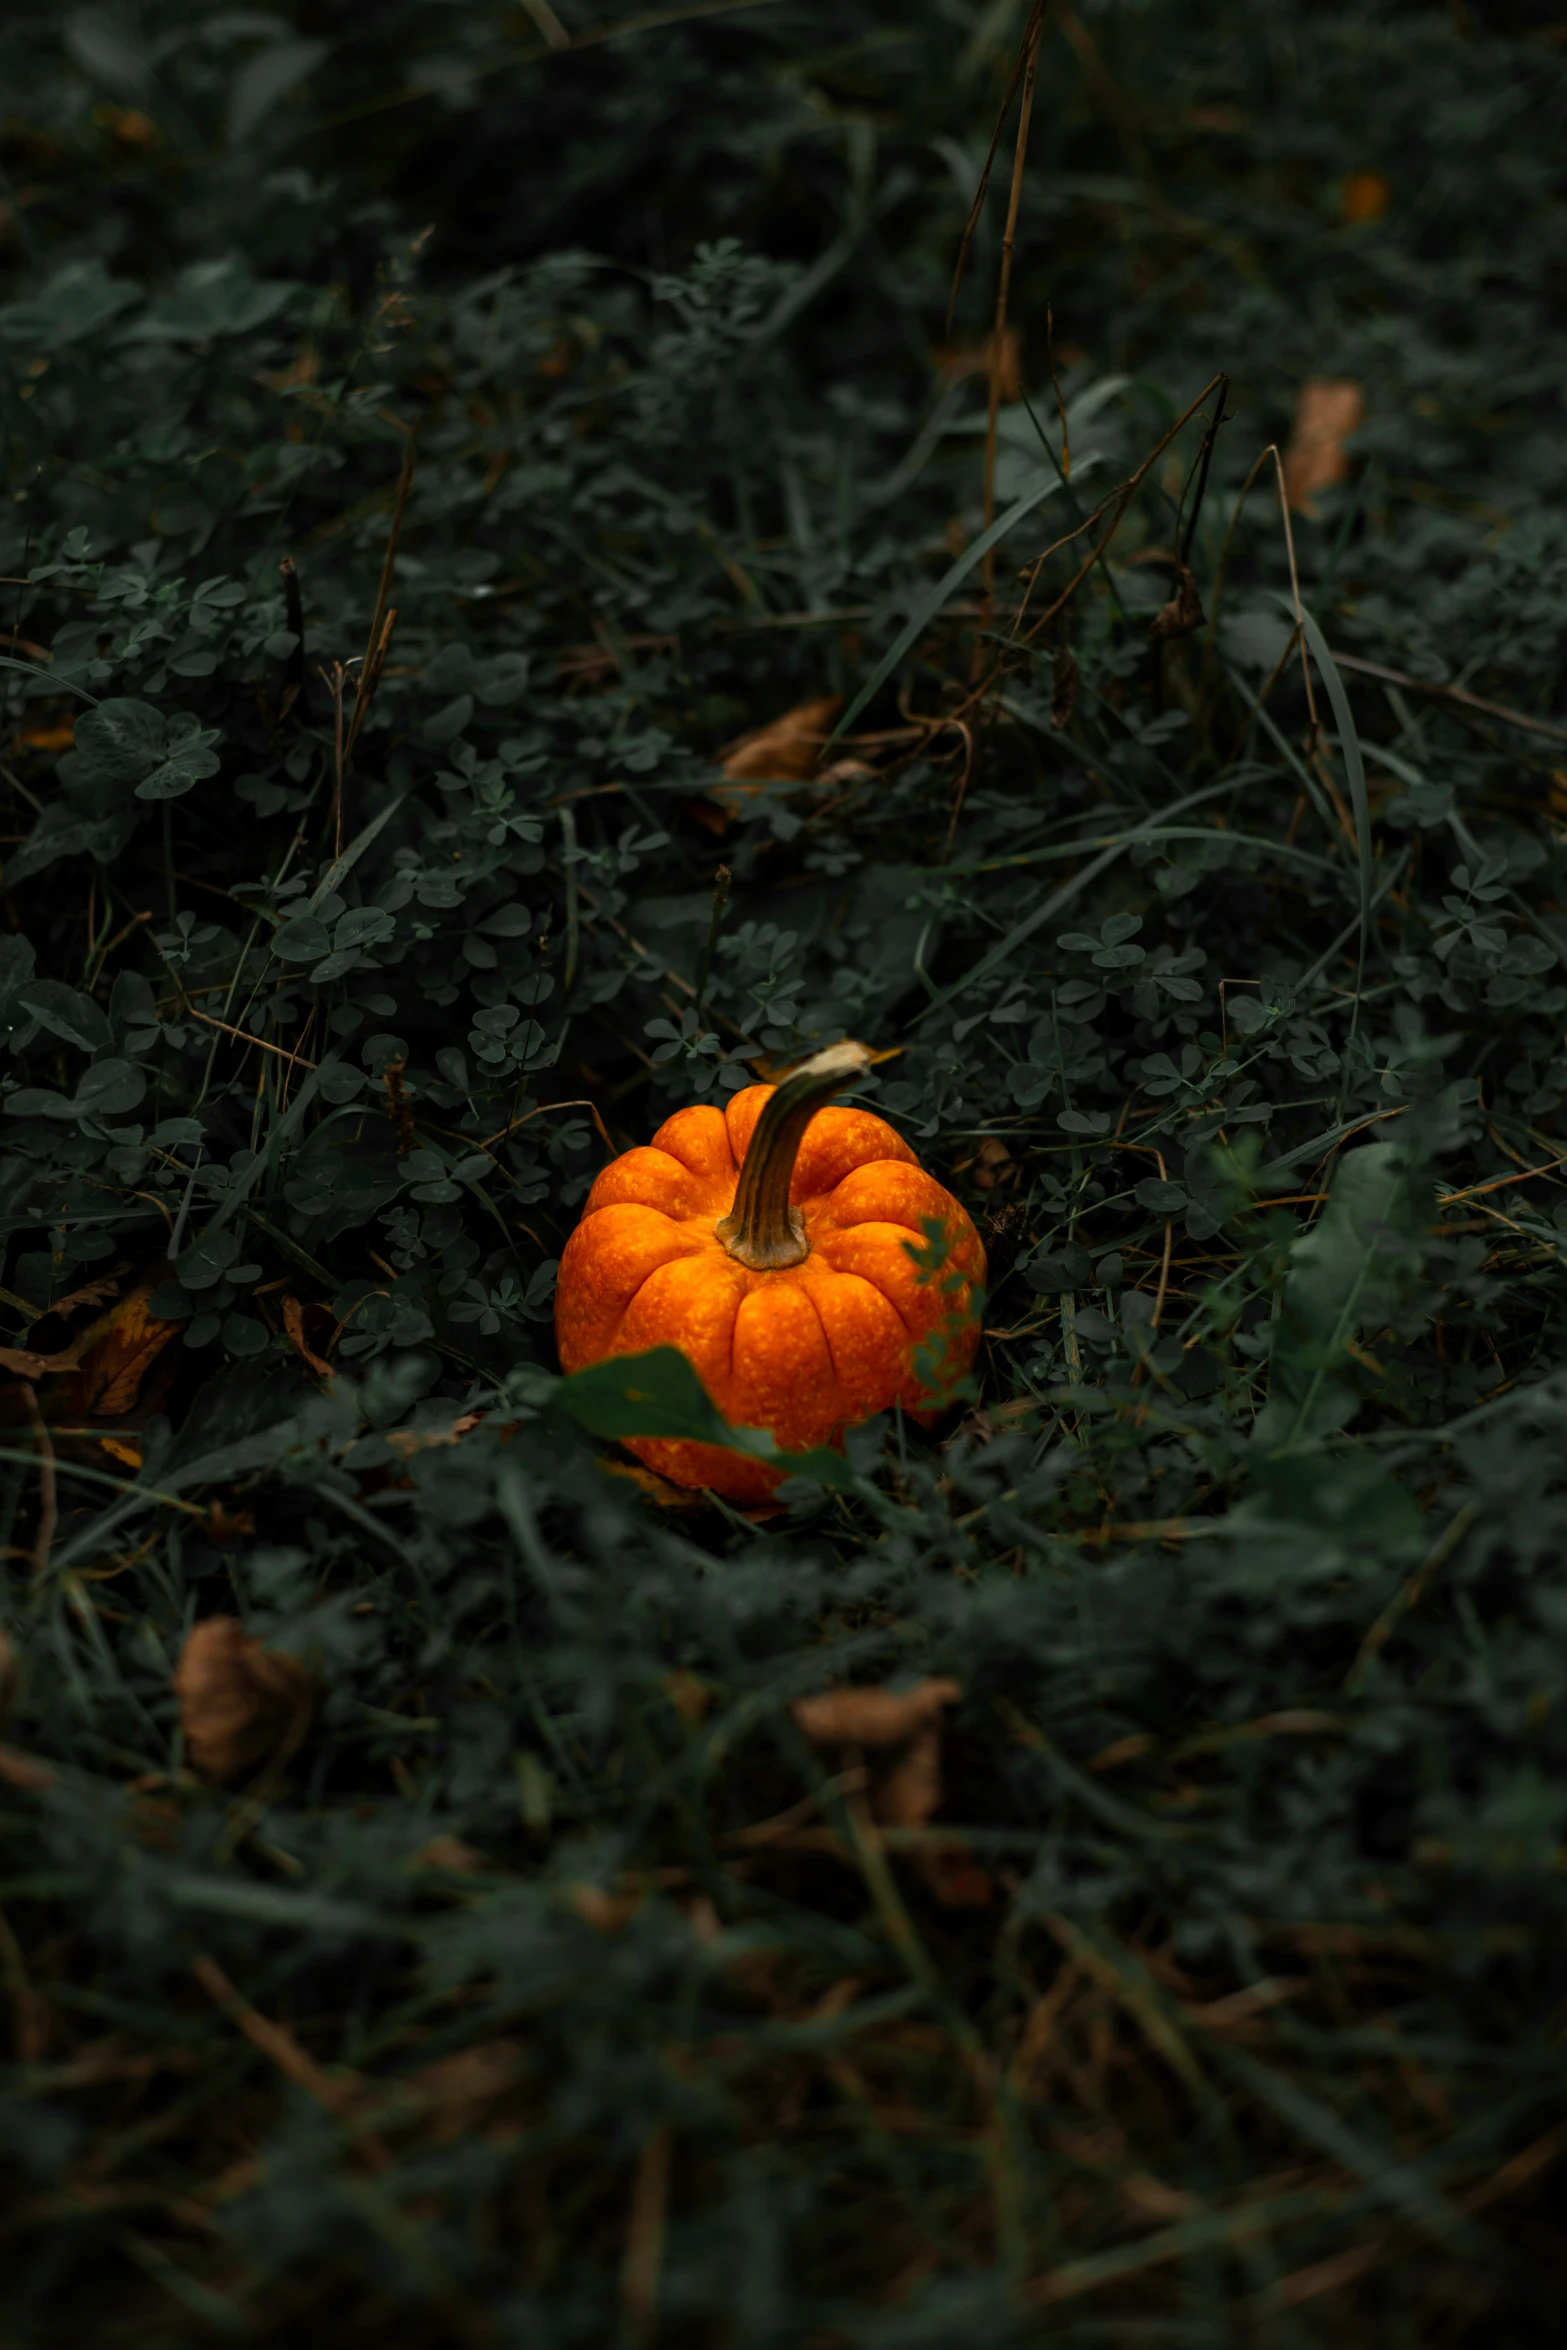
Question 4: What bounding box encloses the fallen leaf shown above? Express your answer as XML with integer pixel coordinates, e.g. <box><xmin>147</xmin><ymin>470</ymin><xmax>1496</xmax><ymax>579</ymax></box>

<box><xmin>566</xmin><ymin>1881</ymin><xmax>642</xmax><ymax>1933</ymax></box>
<box><xmin>55</xmin><ymin>1276</ymin><xmax>187</xmax><ymax>1420</ymax></box>
<box><xmin>383</xmin><ymin>1410</ymin><xmax>483</xmax><ymax>1458</ymax></box>
<box><xmin>0</xmin><ymin>1744</ymin><xmax>57</xmax><ymax>1792</ymax></box>
<box><xmin>710</xmin><ymin>694</ymin><xmax>844</xmax><ymax>819</ymax></box>
<box><xmin>1148</xmin><ymin>562</ymin><xmax>1206</xmax><ymax>642</ymax></box>
<box><xmin>793</xmin><ymin>1677</ymin><xmax>991</xmax><ymax>1906</ymax></box>
<box><xmin>1283</xmin><ymin>379</ymin><xmax>1365</xmax><ymax>517</ymax></box>
<box><xmin>410</xmin><ymin>1834</ymin><xmax>485</xmax><ymax>1874</ymax></box>
<box><xmin>281</xmin><ymin>1294</ymin><xmax>334</xmax><ymax>1382</ymax></box>
<box><xmin>102</xmin><ymin>107</ymin><xmax>158</xmax><ymax>151</ymax></box>
<box><xmin>11</xmin><ymin>716</ymin><xmax>76</xmax><ymax>756</ymax></box>
<box><xmin>100</xmin><ymin>1436</ymin><xmax>142</xmax><ymax>1470</ymax></box>
<box><xmin>412</xmin><ymin>2038</ymin><xmax>527</xmax><ymax>2143</ymax></box>
<box><xmin>204</xmin><ymin>1500</ymin><xmax>255</xmax><ymax>1542</ymax></box>
<box><xmin>792</xmin><ymin>1679</ymin><xmax>962</xmax><ymax>1768</ymax></box>
<box><xmin>598</xmin><ymin>1454</ymin><xmax>710</xmax><ymax>1511</ymax></box>
<box><xmin>968</xmin><ymin>1136</ymin><xmax>1016</xmax><ymax>1194</ymax></box>
<box><xmin>173</xmin><ymin>1617</ymin><xmax>318</xmax><ymax>1783</ymax></box>
<box><xmin>1338</xmin><ymin>171</ymin><xmax>1390</xmax><ymax>226</ymax></box>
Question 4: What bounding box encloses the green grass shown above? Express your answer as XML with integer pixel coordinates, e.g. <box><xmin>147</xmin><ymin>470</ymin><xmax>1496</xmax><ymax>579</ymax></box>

<box><xmin>2</xmin><ymin>2</ymin><xmax>1567</xmax><ymax>2340</ymax></box>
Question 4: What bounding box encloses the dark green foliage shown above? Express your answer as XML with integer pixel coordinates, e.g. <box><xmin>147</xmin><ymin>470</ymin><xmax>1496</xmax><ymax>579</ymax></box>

<box><xmin>2</xmin><ymin>2</ymin><xmax>1567</xmax><ymax>2339</ymax></box>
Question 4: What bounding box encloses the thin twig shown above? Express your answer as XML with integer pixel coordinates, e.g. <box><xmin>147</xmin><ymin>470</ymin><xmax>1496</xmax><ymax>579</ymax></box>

<box><xmin>621</xmin><ymin>2124</ymin><xmax>672</xmax><ymax>2347</ymax></box>
<box><xmin>183</xmin><ymin>1005</ymin><xmax>319</xmax><ymax>1069</ymax></box>
<box><xmin>946</xmin><ymin>0</ymin><xmax>1051</xmax><ymax>334</ymax></box>
<box><xmin>1332</xmin><ymin>652</ymin><xmax>1567</xmax><ymax>747</ymax></box>
<box><xmin>980</xmin><ymin>6</ymin><xmax>1044</xmax><ymax>619</ymax></box>
<box><xmin>343</xmin><ymin>426</ymin><xmax>418</xmax><ymax>766</ymax></box>
<box><xmin>318</xmin><ymin>661</ymin><xmax>347</xmax><ymax>858</ymax></box>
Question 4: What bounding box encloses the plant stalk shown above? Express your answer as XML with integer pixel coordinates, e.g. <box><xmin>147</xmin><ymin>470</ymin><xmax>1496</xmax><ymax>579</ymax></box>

<box><xmin>717</xmin><ymin>1040</ymin><xmax>873</xmax><ymax>1270</ymax></box>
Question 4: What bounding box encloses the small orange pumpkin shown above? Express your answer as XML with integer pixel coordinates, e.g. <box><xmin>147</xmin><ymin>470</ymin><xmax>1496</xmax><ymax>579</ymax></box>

<box><xmin>554</xmin><ymin>1042</ymin><xmax>986</xmax><ymax>1501</ymax></box>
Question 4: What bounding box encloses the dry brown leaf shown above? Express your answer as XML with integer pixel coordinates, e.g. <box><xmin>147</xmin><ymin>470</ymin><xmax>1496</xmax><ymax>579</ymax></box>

<box><xmin>566</xmin><ymin>1881</ymin><xmax>642</xmax><ymax>1934</ymax></box>
<box><xmin>412</xmin><ymin>2038</ymin><xmax>527</xmax><ymax>2143</ymax></box>
<box><xmin>0</xmin><ymin>1743</ymin><xmax>57</xmax><ymax>1792</ymax></box>
<box><xmin>1283</xmin><ymin>379</ymin><xmax>1365</xmax><ymax>516</ymax></box>
<box><xmin>710</xmin><ymin>693</ymin><xmax>845</xmax><ymax>819</ymax></box>
<box><xmin>40</xmin><ymin>1270</ymin><xmax>124</xmax><ymax>1322</ymax></box>
<box><xmin>0</xmin><ymin>1271</ymin><xmax>138</xmax><ymax>1383</ymax></box>
<box><xmin>46</xmin><ymin>1277</ymin><xmax>188</xmax><ymax>1420</ymax></box>
<box><xmin>204</xmin><ymin>1500</ymin><xmax>255</xmax><ymax>1543</ymax></box>
<box><xmin>598</xmin><ymin>1454</ymin><xmax>710</xmax><ymax>1511</ymax></box>
<box><xmin>793</xmin><ymin>1677</ymin><xmax>992</xmax><ymax>1906</ymax></box>
<box><xmin>382</xmin><ymin>1410</ymin><xmax>482</xmax><ymax>1459</ymax></box>
<box><xmin>173</xmin><ymin>1617</ymin><xmax>319</xmax><ymax>1783</ymax></box>
<box><xmin>410</xmin><ymin>1835</ymin><xmax>485</xmax><ymax>1874</ymax></box>
<box><xmin>281</xmin><ymin>1294</ymin><xmax>334</xmax><ymax>1382</ymax></box>
<box><xmin>793</xmin><ymin>1678</ymin><xmax>962</xmax><ymax>1767</ymax></box>
<box><xmin>1338</xmin><ymin>170</ymin><xmax>1391</xmax><ymax>226</ymax></box>
<box><xmin>1148</xmin><ymin>562</ymin><xmax>1206</xmax><ymax>643</ymax></box>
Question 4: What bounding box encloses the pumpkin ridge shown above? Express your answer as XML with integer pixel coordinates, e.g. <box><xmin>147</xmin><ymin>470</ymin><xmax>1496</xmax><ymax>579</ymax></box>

<box><xmin>797</xmin><ymin>1280</ymin><xmax>847</xmax><ymax>1426</ymax></box>
<box><xmin>593</xmin><ymin>1219</ymin><xmax>729</xmax><ymax>1360</ymax></box>
<box><xmin>803</xmin><ymin>1250</ymin><xmax>922</xmax><ymax>1349</ymax></box>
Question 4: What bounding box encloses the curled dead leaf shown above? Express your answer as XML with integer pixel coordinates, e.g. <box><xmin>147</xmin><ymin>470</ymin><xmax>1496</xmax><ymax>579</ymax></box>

<box><xmin>709</xmin><ymin>694</ymin><xmax>844</xmax><ymax>820</ymax></box>
<box><xmin>281</xmin><ymin>1294</ymin><xmax>334</xmax><ymax>1383</ymax></box>
<box><xmin>1283</xmin><ymin>379</ymin><xmax>1365</xmax><ymax>517</ymax></box>
<box><xmin>173</xmin><ymin>1617</ymin><xmax>319</xmax><ymax>1783</ymax></box>
<box><xmin>1148</xmin><ymin>562</ymin><xmax>1206</xmax><ymax>643</ymax></box>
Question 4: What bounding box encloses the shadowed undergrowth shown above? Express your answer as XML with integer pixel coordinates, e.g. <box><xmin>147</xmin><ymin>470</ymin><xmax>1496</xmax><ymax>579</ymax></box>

<box><xmin>2</xmin><ymin>3</ymin><xmax>1567</xmax><ymax>2341</ymax></box>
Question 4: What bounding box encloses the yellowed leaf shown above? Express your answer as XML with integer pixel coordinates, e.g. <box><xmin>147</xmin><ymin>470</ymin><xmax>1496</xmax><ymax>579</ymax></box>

<box><xmin>1283</xmin><ymin>379</ymin><xmax>1365</xmax><ymax>516</ymax></box>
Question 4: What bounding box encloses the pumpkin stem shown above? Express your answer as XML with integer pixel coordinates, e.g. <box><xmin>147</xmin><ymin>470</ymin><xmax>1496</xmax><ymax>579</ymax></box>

<box><xmin>717</xmin><ymin>1040</ymin><xmax>876</xmax><ymax>1271</ymax></box>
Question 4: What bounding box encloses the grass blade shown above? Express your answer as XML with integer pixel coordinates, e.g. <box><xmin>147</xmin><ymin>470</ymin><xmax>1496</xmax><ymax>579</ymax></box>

<box><xmin>830</xmin><ymin>473</ymin><xmax>1066</xmax><ymax>743</ymax></box>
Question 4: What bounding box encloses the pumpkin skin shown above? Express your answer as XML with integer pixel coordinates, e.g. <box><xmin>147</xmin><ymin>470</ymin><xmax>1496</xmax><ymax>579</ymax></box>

<box><xmin>555</xmin><ymin>1082</ymin><xmax>986</xmax><ymax>1501</ymax></box>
